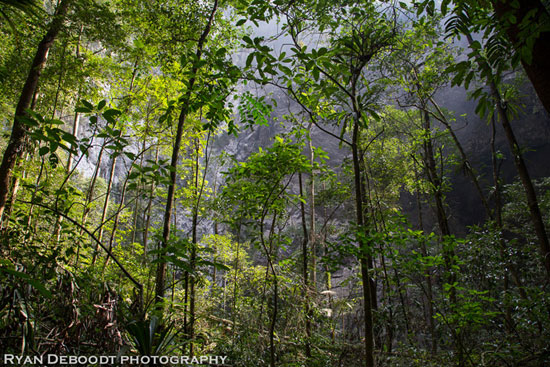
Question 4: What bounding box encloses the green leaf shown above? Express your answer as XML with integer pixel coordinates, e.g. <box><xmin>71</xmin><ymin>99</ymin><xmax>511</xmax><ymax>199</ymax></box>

<box><xmin>103</xmin><ymin>108</ymin><xmax>122</xmax><ymax>124</ymax></box>
<box><xmin>38</xmin><ymin>146</ymin><xmax>49</xmax><ymax>156</ymax></box>
<box><xmin>81</xmin><ymin>100</ymin><xmax>94</xmax><ymax>111</ymax></box>
<box><xmin>0</xmin><ymin>268</ymin><xmax>52</xmax><ymax>299</ymax></box>
<box><xmin>245</xmin><ymin>53</ymin><xmax>255</xmax><ymax>69</ymax></box>
<box><xmin>75</xmin><ymin>107</ymin><xmax>91</xmax><ymax>113</ymax></box>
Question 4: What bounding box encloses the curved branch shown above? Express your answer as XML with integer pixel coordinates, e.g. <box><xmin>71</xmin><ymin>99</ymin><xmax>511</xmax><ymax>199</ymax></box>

<box><xmin>19</xmin><ymin>200</ymin><xmax>143</xmax><ymax>291</ymax></box>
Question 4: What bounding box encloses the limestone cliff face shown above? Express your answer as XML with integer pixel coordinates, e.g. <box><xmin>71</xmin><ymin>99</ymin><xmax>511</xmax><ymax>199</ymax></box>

<box><xmin>214</xmin><ymin>79</ymin><xmax>549</xmax><ymax>235</ymax></box>
<box><xmin>437</xmin><ymin>82</ymin><xmax>549</xmax><ymax>229</ymax></box>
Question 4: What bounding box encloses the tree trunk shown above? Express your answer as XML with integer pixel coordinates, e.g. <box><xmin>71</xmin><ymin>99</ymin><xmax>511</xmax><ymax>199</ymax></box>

<box><xmin>188</xmin><ymin>138</ymin><xmax>200</xmax><ymax>356</ymax></box>
<box><xmin>0</xmin><ymin>0</ymin><xmax>71</xmax><ymax>221</ymax></box>
<box><xmin>103</xmin><ymin>163</ymin><xmax>133</xmax><ymax>269</ymax></box>
<box><xmin>1</xmin><ymin>154</ymin><xmax>27</xmax><ymax>229</ymax></box>
<box><xmin>491</xmin><ymin>0</ymin><xmax>550</xmax><ymax>114</ymax></box>
<box><xmin>352</xmin><ymin>118</ymin><xmax>375</xmax><ymax>367</ymax></box>
<box><xmin>307</xmin><ymin>127</ymin><xmax>317</xmax><ymax>289</ymax></box>
<box><xmin>155</xmin><ymin>0</ymin><xmax>218</xmax><ymax>304</ymax></box>
<box><xmin>428</xmin><ymin>97</ymin><xmax>491</xmax><ymax>217</ymax></box>
<box><xmin>490</xmin><ymin>117</ymin><xmax>514</xmax><ymax>332</ymax></box>
<box><xmin>360</xmin><ymin>155</ymin><xmax>378</xmax><ymax>312</ymax></box>
<box><xmin>142</xmin><ymin>146</ymin><xmax>159</xmax><ymax>258</ymax></box>
<box><xmin>66</xmin><ymin>111</ymin><xmax>80</xmax><ymax>173</ymax></box>
<box><xmin>464</xmin><ymin>32</ymin><xmax>550</xmax><ymax>279</ymax></box>
<box><xmin>420</xmin><ymin>107</ymin><xmax>456</xmax><ymax>303</ymax></box>
<box><xmin>414</xmin><ymin>165</ymin><xmax>437</xmax><ymax>354</ymax></box>
<box><xmin>493</xmin><ymin>87</ymin><xmax>550</xmax><ymax>278</ymax></box>
<box><xmin>92</xmin><ymin>155</ymin><xmax>117</xmax><ymax>264</ymax></box>
<box><xmin>81</xmin><ymin>143</ymin><xmax>105</xmax><ymax>229</ymax></box>
<box><xmin>298</xmin><ymin>173</ymin><xmax>312</xmax><ymax>359</ymax></box>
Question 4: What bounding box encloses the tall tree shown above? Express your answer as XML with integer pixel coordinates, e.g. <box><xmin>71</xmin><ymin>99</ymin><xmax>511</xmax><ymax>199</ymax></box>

<box><xmin>154</xmin><ymin>0</ymin><xmax>220</xmax><ymax>304</ymax></box>
<box><xmin>0</xmin><ymin>0</ymin><xmax>71</xmax><ymax>222</ymax></box>
<box><xmin>278</xmin><ymin>2</ymin><xmax>396</xmax><ymax>364</ymax></box>
<box><xmin>416</xmin><ymin>0</ymin><xmax>550</xmax><ymax>113</ymax></box>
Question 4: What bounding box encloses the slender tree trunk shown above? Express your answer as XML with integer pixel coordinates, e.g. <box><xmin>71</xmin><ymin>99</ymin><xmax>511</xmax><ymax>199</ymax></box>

<box><xmin>420</xmin><ymin>111</ymin><xmax>450</xmax><ymax>238</ymax></box>
<box><xmin>352</xmin><ymin>117</ymin><xmax>375</xmax><ymax>367</ymax></box>
<box><xmin>155</xmin><ymin>0</ymin><xmax>218</xmax><ymax>304</ymax></box>
<box><xmin>26</xmin><ymin>157</ymin><xmax>46</xmax><ymax>232</ymax></box>
<box><xmin>0</xmin><ymin>0</ymin><xmax>71</xmax><ymax>221</ymax></box>
<box><xmin>377</xmin><ymin>238</ymin><xmax>396</xmax><ymax>352</ymax></box>
<box><xmin>231</xmin><ymin>226</ymin><xmax>242</xmax><ymax>347</ymax></box>
<box><xmin>420</xmin><ymin>107</ymin><xmax>456</xmax><ymax>303</ymax></box>
<box><xmin>1</xmin><ymin>154</ymin><xmax>27</xmax><ymax>229</ymax></box>
<box><xmin>269</xmin><ymin>273</ymin><xmax>278</xmax><ymax>367</ymax></box>
<box><xmin>489</xmin><ymin>119</ymin><xmax>528</xmax><ymax>302</ymax></box>
<box><xmin>465</xmin><ymin>33</ymin><xmax>550</xmax><ymax>279</ymax></box>
<box><xmin>363</xmin><ymin>160</ymin><xmax>399</xmax><ymax>349</ymax></box>
<box><xmin>490</xmin><ymin>117</ymin><xmax>514</xmax><ymax>332</ymax></box>
<box><xmin>81</xmin><ymin>143</ymin><xmax>105</xmax><ymax>228</ymax></box>
<box><xmin>493</xmin><ymin>89</ymin><xmax>550</xmax><ymax>278</ymax></box>
<box><xmin>142</xmin><ymin>146</ymin><xmax>159</xmax><ymax>258</ymax></box>
<box><xmin>307</xmin><ymin>127</ymin><xmax>317</xmax><ymax>289</ymax></box>
<box><xmin>66</xmin><ymin>111</ymin><xmax>80</xmax><ymax>172</ymax></box>
<box><xmin>65</xmin><ymin>25</ymin><xmax>84</xmax><ymax>172</ymax></box>
<box><xmin>92</xmin><ymin>155</ymin><xmax>117</xmax><ymax>264</ymax></box>
<box><xmin>52</xmin><ymin>107</ymin><xmax>81</xmax><ymax>242</ymax></box>
<box><xmin>211</xmin><ymin>183</ymin><xmax>219</xmax><ymax>293</ymax></box>
<box><xmin>189</xmin><ymin>129</ymin><xmax>211</xmax><ymax>355</ymax></box>
<box><xmin>325</xmin><ymin>256</ymin><xmax>336</xmax><ymax>342</ymax></box>
<box><xmin>414</xmin><ymin>165</ymin><xmax>437</xmax><ymax>354</ymax></box>
<box><xmin>299</xmin><ymin>173</ymin><xmax>312</xmax><ymax>359</ymax></box>
<box><xmin>103</xmin><ymin>161</ymin><xmax>134</xmax><ymax>269</ymax></box>
<box><xmin>263</xmin><ymin>214</ymin><xmax>279</xmax><ymax>367</ymax></box>
<box><xmin>75</xmin><ymin>139</ymin><xmax>105</xmax><ymax>265</ymax></box>
<box><xmin>419</xmin><ymin>106</ymin><xmax>465</xmax><ymax>364</ymax></box>
<box><xmin>360</xmin><ymin>155</ymin><xmax>378</xmax><ymax>312</ymax></box>
<box><xmin>188</xmin><ymin>139</ymin><xmax>200</xmax><ymax>356</ymax></box>
<box><xmin>428</xmin><ymin>97</ymin><xmax>491</xmax><ymax>216</ymax></box>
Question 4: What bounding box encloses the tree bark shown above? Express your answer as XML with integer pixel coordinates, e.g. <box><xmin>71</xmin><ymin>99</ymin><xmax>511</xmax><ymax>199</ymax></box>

<box><xmin>298</xmin><ymin>173</ymin><xmax>312</xmax><ymax>359</ymax></box>
<box><xmin>81</xmin><ymin>143</ymin><xmax>105</xmax><ymax>229</ymax></box>
<box><xmin>142</xmin><ymin>146</ymin><xmax>159</xmax><ymax>258</ymax></box>
<box><xmin>352</xmin><ymin>117</ymin><xmax>375</xmax><ymax>367</ymax></box>
<box><xmin>491</xmin><ymin>0</ymin><xmax>550</xmax><ymax>114</ymax></box>
<box><xmin>490</xmin><ymin>117</ymin><xmax>514</xmax><ymax>332</ymax></box>
<box><xmin>464</xmin><ymin>32</ymin><xmax>550</xmax><ymax>279</ymax></box>
<box><xmin>103</xmin><ymin>163</ymin><xmax>133</xmax><ymax>269</ymax></box>
<box><xmin>420</xmin><ymin>107</ymin><xmax>456</xmax><ymax>303</ymax></box>
<box><xmin>307</xmin><ymin>127</ymin><xmax>317</xmax><ymax>288</ymax></box>
<box><xmin>493</xmin><ymin>88</ymin><xmax>550</xmax><ymax>278</ymax></box>
<box><xmin>0</xmin><ymin>0</ymin><xmax>71</xmax><ymax>221</ymax></box>
<box><xmin>155</xmin><ymin>0</ymin><xmax>218</xmax><ymax>304</ymax></box>
<box><xmin>92</xmin><ymin>155</ymin><xmax>117</xmax><ymax>264</ymax></box>
<box><xmin>414</xmin><ymin>172</ymin><xmax>437</xmax><ymax>354</ymax></box>
<box><xmin>427</xmin><ymin>97</ymin><xmax>491</xmax><ymax>217</ymax></box>
<box><xmin>1</xmin><ymin>154</ymin><xmax>26</xmax><ymax>228</ymax></box>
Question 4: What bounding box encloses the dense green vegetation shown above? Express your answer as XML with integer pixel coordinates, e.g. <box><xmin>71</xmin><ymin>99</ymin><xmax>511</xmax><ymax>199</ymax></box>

<box><xmin>1</xmin><ymin>0</ymin><xmax>549</xmax><ymax>366</ymax></box>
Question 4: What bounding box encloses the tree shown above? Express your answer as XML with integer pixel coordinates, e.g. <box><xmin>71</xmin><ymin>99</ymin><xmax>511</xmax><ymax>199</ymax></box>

<box><xmin>221</xmin><ymin>137</ymin><xmax>311</xmax><ymax>367</ymax></box>
<box><xmin>274</xmin><ymin>2</ymin><xmax>397</xmax><ymax>365</ymax></box>
<box><xmin>0</xmin><ymin>0</ymin><xmax>71</xmax><ymax>222</ymax></box>
<box><xmin>154</xmin><ymin>0</ymin><xmax>241</xmax><ymax>305</ymax></box>
<box><xmin>441</xmin><ymin>2</ymin><xmax>550</xmax><ymax>279</ymax></box>
<box><xmin>416</xmin><ymin>0</ymin><xmax>550</xmax><ymax>114</ymax></box>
